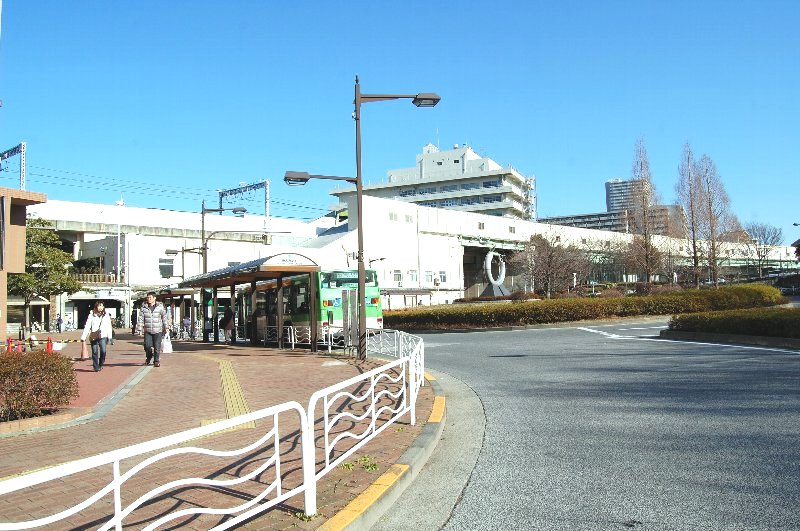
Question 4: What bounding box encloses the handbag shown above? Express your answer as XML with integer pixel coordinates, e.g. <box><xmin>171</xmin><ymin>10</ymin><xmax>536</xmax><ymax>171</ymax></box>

<box><xmin>89</xmin><ymin>329</ymin><xmax>101</xmax><ymax>342</ymax></box>
<box><xmin>161</xmin><ymin>333</ymin><xmax>173</xmax><ymax>354</ymax></box>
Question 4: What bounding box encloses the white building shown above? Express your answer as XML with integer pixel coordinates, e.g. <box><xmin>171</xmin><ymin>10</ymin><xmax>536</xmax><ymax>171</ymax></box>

<box><xmin>25</xmin><ymin>192</ymin><xmax>796</xmax><ymax>328</ymax></box>
<box><xmin>331</xmin><ymin>144</ymin><xmax>536</xmax><ymax>220</ymax></box>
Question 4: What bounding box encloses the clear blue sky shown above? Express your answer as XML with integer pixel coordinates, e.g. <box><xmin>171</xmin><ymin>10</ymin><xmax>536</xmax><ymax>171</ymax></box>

<box><xmin>1</xmin><ymin>1</ymin><xmax>798</xmax><ymax>243</ymax></box>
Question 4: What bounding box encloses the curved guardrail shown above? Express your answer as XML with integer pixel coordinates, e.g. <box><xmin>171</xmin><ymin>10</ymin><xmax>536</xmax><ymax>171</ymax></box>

<box><xmin>0</xmin><ymin>328</ymin><xmax>424</xmax><ymax>529</ymax></box>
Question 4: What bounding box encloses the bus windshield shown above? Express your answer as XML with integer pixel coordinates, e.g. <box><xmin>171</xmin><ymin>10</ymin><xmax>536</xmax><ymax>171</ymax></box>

<box><xmin>321</xmin><ymin>270</ymin><xmax>378</xmax><ymax>288</ymax></box>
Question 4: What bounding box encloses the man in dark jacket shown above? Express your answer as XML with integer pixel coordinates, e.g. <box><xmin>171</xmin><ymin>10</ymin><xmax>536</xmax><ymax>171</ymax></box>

<box><xmin>137</xmin><ymin>291</ymin><xmax>169</xmax><ymax>367</ymax></box>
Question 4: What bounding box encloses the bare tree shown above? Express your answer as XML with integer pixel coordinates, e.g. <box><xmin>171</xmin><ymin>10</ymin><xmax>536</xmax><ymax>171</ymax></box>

<box><xmin>628</xmin><ymin>137</ymin><xmax>660</xmax><ymax>283</ymax></box>
<box><xmin>744</xmin><ymin>222</ymin><xmax>784</xmax><ymax>277</ymax></box>
<box><xmin>695</xmin><ymin>154</ymin><xmax>735</xmax><ymax>287</ymax></box>
<box><xmin>622</xmin><ymin>235</ymin><xmax>664</xmax><ymax>285</ymax></box>
<box><xmin>675</xmin><ymin>142</ymin><xmax>703</xmax><ymax>287</ymax></box>
<box><xmin>509</xmin><ymin>233</ymin><xmax>587</xmax><ymax>299</ymax></box>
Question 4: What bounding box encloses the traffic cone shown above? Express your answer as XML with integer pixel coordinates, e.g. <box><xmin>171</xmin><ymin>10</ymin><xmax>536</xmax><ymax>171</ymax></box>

<box><xmin>47</xmin><ymin>337</ymin><xmax>54</xmax><ymax>354</ymax></box>
<box><xmin>6</xmin><ymin>337</ymin><xmax>11</xmax><ymax>353</ymax></box>
<box><xmin>15</xmin><ymin>341</ymin><xmax>23</xmax><ymax>353</ymax></box>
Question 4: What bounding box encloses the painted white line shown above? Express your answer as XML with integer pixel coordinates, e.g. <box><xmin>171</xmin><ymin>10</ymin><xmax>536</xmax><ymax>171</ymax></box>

<box><xmin>617</xmin><ymin>326</ymin><xmax>667</xmax><ymax>331</ymax></box>
<box><xmin>579</xmin><ymin>326</ymin><xmax>798</xmax><ymax>354</ymax></box>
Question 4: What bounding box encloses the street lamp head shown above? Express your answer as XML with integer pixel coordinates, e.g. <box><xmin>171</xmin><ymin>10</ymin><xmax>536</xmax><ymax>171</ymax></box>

<box><xmin>165</xmin><ymin>249</ymin><xmax>179</xmax><ymax>256</ymax></box>
<box><xmin>231</xmin><ymin>207</ymin><xmax>247</xmax><ymax>215</ymax></box>
<box><xmin>412</xmin><ymin>93</ymin><xmax>441</xmax><ymax>107</ymax></box>
<box><xmin>284</xmin><ymin>171</ymin><xmax>311</xmax><ymax>186</ymax></box>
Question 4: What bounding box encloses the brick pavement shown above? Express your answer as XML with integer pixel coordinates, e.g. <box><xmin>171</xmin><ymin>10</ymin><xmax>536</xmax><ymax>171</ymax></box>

<box><xmin>0</xmin><ymin>332</ymin><xmax>434</xmax><ymax>530</ymax></box>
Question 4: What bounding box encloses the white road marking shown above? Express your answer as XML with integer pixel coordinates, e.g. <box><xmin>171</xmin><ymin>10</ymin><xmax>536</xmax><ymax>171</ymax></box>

<box><xmin>577</xmin><ymin>327</ymin><xmax>797</xmax><ymax>354</ymax></box>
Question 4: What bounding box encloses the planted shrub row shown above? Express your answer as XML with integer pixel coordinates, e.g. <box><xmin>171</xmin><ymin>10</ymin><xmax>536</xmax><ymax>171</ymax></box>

<box><xmin>384</xmin><ymin>285</ymin><xmax>785</xmax><ymax>331</ymax></box>
<box><xmin>668</xmin><ymin>307</ymin><xmax>800</xmax><ymax>339</ymax></box>
<box><xmin>0</xmin><ymin>350</ymin><xmax>79</xmax><ymax>422</ymax></box>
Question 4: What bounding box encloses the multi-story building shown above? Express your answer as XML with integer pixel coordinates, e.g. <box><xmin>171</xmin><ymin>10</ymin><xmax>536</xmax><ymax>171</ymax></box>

<box><xmin>605</xmin><ymin>177</ymin><xmax>650</xmax><ymax>212</ymax></box>
<box><xmin>539</xmin><ymin>204</ymin><xmax>684</xmax><ymax>236</ymax></box>
<box><xmin>541</xmin><ymin>177</ymin><xmax>684</xmax><ymax>237</ymax></box>
<box><xmin>331</xmin><ymin>144</ymin><xmax>536</xmax><ymax>220</ymax></box>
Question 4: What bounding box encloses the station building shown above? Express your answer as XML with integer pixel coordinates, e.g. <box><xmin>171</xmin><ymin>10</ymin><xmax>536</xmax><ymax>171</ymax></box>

<box><xmin>18</xmin><ymin>190</ymin><xmax>796</xmax><ymax>333</ymax></box>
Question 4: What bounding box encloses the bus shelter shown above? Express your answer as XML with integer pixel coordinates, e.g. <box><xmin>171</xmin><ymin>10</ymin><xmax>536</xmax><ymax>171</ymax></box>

<box><xmin>178</xmin><ymin>253</ymin><xmax>321</xmax><ymax>351</ymax></box>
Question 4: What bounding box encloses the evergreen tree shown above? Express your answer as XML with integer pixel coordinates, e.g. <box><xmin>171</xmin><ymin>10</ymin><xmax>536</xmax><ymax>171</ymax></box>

<box><xmin>8</xmin><ymin>217</ymin><xmax>82</xmax><ymax>331</ymax></box>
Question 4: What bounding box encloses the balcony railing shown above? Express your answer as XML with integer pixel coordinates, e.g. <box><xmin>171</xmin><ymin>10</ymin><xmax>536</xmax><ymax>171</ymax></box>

<box><xmin>70</xmin><ymin>273</ymin><xmax>119</xmax><ymax>284</ymax></box>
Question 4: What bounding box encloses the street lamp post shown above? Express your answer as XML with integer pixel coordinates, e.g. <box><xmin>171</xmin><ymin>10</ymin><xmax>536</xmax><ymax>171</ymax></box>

<box><xmin>165</xmin><ymin>246</ymin><xmax>204</xmax><ymax>280</ymax></box>
<box><xmin>200</xmin><ymin>200</ymin><xmax>246</xmax><ymax>273</ymax></box>
<box><xmin>285</xmin><ymin>76</ymin><xmax>440</xmax><ymax>360</ymax></box>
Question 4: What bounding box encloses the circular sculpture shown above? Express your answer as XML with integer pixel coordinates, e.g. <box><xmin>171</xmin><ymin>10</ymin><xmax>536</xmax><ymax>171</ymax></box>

<box><xmin>484</xmin><ymin>251</ymin><xmax>506</xmax><ymax>287</ymax></box>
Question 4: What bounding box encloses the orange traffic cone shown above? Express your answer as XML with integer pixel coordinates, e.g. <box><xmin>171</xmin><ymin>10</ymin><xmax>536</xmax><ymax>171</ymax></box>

<box><xmin>5</xmin><ymin>337</ymin><xmax>11</xmax><ymax>353</ymax></box>
<box><xmin>15</xmin><ymin>341</ymin><xmax>23</xmax><ymax>353</ymax></box>
<box><xmin>47</xmin><ymin>336</ymin><xmax>54</xmax><ymax>354</ymax></box>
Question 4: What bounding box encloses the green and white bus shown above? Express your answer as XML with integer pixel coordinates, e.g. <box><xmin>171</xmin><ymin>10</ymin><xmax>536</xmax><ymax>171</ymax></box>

<box><xmin>238</xmin><ymin>269</ymin><xmax>383</xmax><ymax>341</ymax></box>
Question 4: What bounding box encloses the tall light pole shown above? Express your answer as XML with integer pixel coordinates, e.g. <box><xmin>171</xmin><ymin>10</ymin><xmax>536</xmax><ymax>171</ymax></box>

<box><xmin>285</xmin><ymin>77</ymin><xmax>439</xmax><ymax>360</ymax></box>
<box><xmin>165</xmin><ymin>246</ymin><xmax>204</xmax><ymax>280</ymax></box>
<box><xmin>200</xmin><ymin>200</ymin><xmax>246</xmax><ymax>273</ymax></box>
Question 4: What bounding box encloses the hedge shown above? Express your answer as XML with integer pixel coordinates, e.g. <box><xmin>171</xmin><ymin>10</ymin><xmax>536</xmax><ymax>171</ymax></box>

<box><xmin>0</xmin><ymin>350</ymin><xmax>79</xmax><ymax>422</ymax></box>
<box><xmin>668</xmin><ymin>307</ymin><xmax>800</xmax><ymax>339</ymax></box>
<box><xmin>384</xmin><ymin>285</ymin><xmax>785</xmax><ymax>331</ymax></box>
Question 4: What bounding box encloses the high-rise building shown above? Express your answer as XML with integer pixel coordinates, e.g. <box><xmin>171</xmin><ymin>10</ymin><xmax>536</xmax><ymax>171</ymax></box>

<box><xmin>540</xmin><ymin>177</ymin><xmax>684</xmax><ymax>236</ymax></box>
<box><xmin>605</xmin><ymin>178</ymin><xmax>651</xmax><ymax>212</ymax></box>
<box><xmin>330</xmin><ymin>144</ymin><xmax>536</xmax><ymax>220</ymax></box>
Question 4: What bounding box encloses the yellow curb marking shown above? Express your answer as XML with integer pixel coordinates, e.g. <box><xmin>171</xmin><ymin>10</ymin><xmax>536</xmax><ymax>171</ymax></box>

<box><xmin>428</xmin><ymin>396</ymin><xmax>445</xmax><ymax>423</ymax></box>
<box><xmin>187</xmin><ymin>353</ymin><xmax>255</xmax><ymax>429</ymax></box>
<box><xmin>424</xmin><ymin>371</ymin><xmax>436</xmax><ymax>381</ymax></box>
<box><xmin>318</xmin><ymin>463</ymin><xmax>409</xmax><ymax>531</ymax></box>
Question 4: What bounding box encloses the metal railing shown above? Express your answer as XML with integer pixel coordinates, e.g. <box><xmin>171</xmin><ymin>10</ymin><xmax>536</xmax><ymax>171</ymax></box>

<box><xmin>0</xmin><ymin>328</ymin><xmax>424</xmax><ymax>529</ymax></box>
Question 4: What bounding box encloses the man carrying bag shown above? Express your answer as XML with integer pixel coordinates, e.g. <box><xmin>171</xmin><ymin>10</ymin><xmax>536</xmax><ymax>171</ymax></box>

<box><xmin>137</xmin><ymin>292</ymin><xmax>169</xmax><ymax>367</ymax></box>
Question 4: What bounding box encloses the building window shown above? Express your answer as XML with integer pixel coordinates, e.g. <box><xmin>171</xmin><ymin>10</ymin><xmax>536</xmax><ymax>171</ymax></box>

<box><xmin>461</xmin><ymin>182</ymin><xmax>480</xmax><ymax>190</ymax></box>
<box><xmin>399</xmin><ymin>189</ymin><xmax>416</xmax><ymax>197</ymax></box>
<box><xmin>407</xmin><ymin>270</ymin><xmax>418</xmax><ymax>283</ymax></box>
<box><xmin>483</xmin><ymin>179</ymin><xmax>501</xmax><ymax>188</ymax></box>
<box><xmin>393</xmin><ymin>270</ymin><xmax>402</xmax><ymax>282</ymax></box>
<box><xmin>478</xmin><ymin>222</ymin><xmax>485</xmax><ymax>230</ymax></box>
<box><xmin>438</xmin><ymin>271</ymin><xmax>447</xmax><ymax>283</ymax></box>
<box><xmin>389</xmin><ymin>212</ymin><xmax>398</xmax><ymax>221</ymax></box>
<box><xmin>158</xmin><ymin>258</ymin><xmax>174</xmax><ymax>279</ymax></box>
<box><xmin>425</xmin><ymin>271</ymin><xmax>434</xmax><ymax>284</ymax></box>
<box><xmin>405</xmin><ymin>214</ymin><xmax>414</xmax><ymax>223</ymax></box>
<box><xmin>440</xmin><ymin>198</ymin><xmax>457</xmax><ymax>207</ymax></box>
<box><xmin>437</xmin><ymin>161</ymin><xmax>443</xmax><ymax>166</ymax></box>
<box><xmin>509</xmin><ymin>226</ymin><xmax>516</xmax><ymax>234</ymax></box>
<box><xmin>454</xmin><ymin>159</ymin><xmax>460</xmax><ymax>163</ymax></box>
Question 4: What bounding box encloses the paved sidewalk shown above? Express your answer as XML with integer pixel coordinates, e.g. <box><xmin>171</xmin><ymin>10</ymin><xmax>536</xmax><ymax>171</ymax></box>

<box><xmin>0</xmin><ymin>332</ymin><xmax>435</xmax><ymax>530</ymax></box>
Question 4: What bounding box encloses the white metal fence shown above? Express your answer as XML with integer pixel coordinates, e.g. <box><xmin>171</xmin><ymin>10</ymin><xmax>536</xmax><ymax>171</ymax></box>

<box><xmin>0</xmin><ymin>328</ymin><xmax>424</xmax><ymax>530</ymax></box>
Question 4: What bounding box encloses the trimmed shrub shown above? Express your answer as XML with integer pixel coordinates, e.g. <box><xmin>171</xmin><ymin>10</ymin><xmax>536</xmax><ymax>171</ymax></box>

<box><xmin>384</xmin><ymin>285</ymin><xmax>785</xmax><ymax>331</ymax></box>
<box><xmin>0</xmin><ymin>350</ymin><xmax>79</xmax><ymax>422</ymax></box>
<box><xmin>599</xmin><ymin>288</ymin><xmax>624</xmax><ymax>298</ymax></box>
<box><xmin>669</xmin><ymin>308</ymin><xmax>800</xmax><ymax>339</ymax></box>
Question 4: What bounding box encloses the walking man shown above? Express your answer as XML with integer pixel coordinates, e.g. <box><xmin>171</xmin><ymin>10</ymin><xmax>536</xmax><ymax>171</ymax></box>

<box><xmin>137</xmin><ymin>291</ymin><xmax>169</xmax><ymax>367</ymax></box>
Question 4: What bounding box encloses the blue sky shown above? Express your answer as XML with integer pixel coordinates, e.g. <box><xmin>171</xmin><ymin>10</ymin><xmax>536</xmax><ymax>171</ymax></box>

<box><xmin>1</xmin><ymin>1</ymin><xmax>798</xmax><ymax>243</ymax></box>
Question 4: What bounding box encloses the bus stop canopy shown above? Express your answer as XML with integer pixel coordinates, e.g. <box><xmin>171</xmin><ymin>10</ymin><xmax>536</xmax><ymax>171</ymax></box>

<box><xmin>177</xmin><ymin>253</ymin><xmax>321</xmax><ymax>290</ymax></box>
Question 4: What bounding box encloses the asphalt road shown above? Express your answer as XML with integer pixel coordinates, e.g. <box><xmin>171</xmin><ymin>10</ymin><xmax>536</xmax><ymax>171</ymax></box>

<box><xmin>376</xmin><ymin>317</ymin><xmax>800</xmax><ymax>530</ymax></box>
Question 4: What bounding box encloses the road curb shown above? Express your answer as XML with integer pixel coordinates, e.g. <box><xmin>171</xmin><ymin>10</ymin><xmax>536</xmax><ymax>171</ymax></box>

<box><xmin>659</xmin><ymin>330</ymin><xmax>800</xmax><ymax>350</ymax></box>
<box><xmin>318</xmin><ymin>375</ymin><xmax>446</xmax><ymax>531</ymax></box>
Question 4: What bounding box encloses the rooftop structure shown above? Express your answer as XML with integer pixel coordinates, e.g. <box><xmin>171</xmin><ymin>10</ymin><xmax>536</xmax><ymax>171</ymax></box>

<box><xmin>330</xmin><ymin>144</ymin><xmax>535</xmax><ymax>220</ymax></box>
